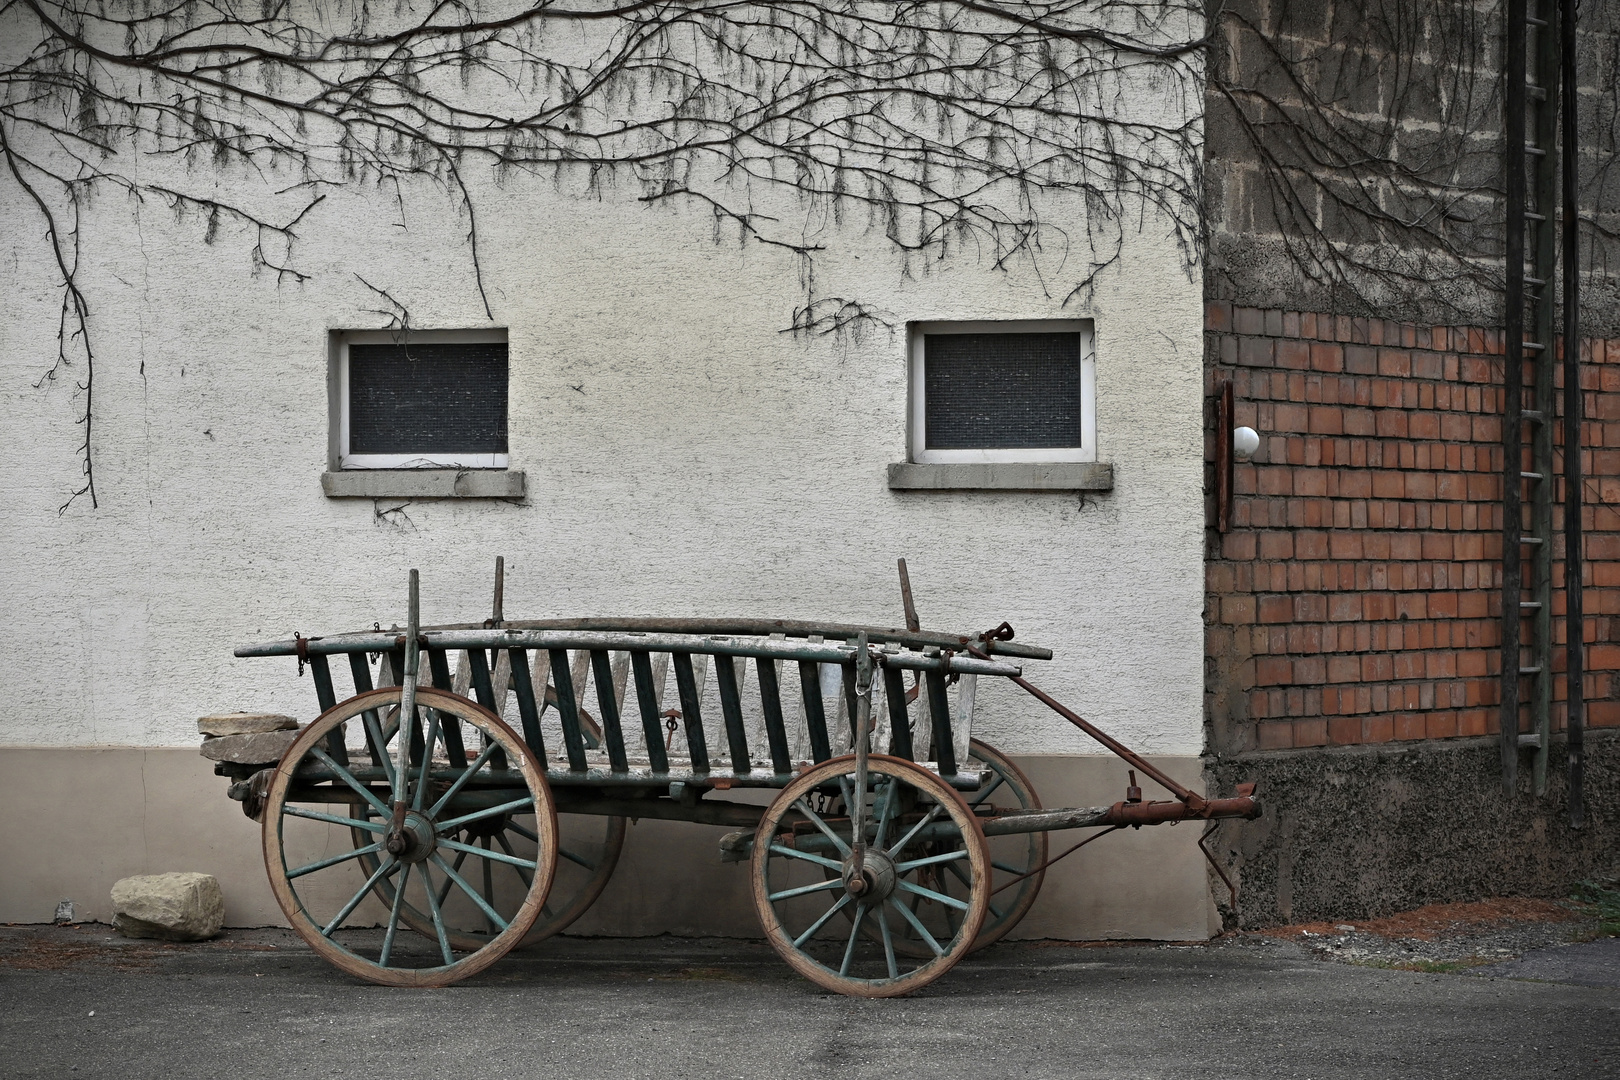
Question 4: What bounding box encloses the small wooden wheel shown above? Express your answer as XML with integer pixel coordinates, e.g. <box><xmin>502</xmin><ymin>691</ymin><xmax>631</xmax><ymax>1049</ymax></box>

<box><xmin>752</xmin><ymin>755</ymin><xmax>989</xmax><ymax>997</ymax></box>
<box><xmin>263</xmin><ymin>686</ymin><xmax>557</xmax><ymax>987</ymax></box>
<box><xmin>353</xmin><ymin>802</ymin><xmax>625</xmax><ymax>951</ymax></box>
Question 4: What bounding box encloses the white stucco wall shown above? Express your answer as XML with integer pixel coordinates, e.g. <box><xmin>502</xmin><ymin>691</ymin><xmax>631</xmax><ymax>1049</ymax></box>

<box><xmin>1</xmin><ymin>50</ymin><xmax>1205</xmax><ymax>764</ymax></box>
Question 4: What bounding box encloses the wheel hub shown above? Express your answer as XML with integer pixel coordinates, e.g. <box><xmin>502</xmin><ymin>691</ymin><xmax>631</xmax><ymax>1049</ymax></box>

<box><xmin>842</xmin><ymin>850</ymin><xmax>897</xmax><ymax>902</ymax></box>
<box><xmin>386</xmin><ymin>810</ymin><xmax>438</xmax><ymax>864</ymax></box>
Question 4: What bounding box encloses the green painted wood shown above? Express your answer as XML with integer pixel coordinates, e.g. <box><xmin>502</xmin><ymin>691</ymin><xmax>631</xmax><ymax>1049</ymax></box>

<box><xmin>549</xmin><ymin>648</ymin><xmax>589</xmax><ymax>772</ymax></box>
<box><xmin>507</xmin><ymin>648</ymin><xmax>548</xmax><ymax>766</ymax></box>
<box><xmin>713</xmin><ymin>653</ymin><xmax>751</xmax><ymax>773</ymax></box>
<box><xmin>591</xmin><ymin>649</ymin><xmax>630</xmax><ymax>774</ymax></box>
<box><xmin>466</xmin><ymin>647</ymin><xmax>507</xmax><ymax>771</ymax></box>
<box><xmin>926</xmin><ymin>670</ymin><xmax>956</xmax><ymax>776</ymax></box>
<box><xmin>346</xmin><ymin>652</ymin><xmax>389</xmax><ymax>769</ymax></box>
<box><xmin>672</xmin><ymin>652</ymin><xmax>711</xmax><ymax>774</ymax></box>
<box><xmin>755</xmin><ymin>657</ymin><xmax>793</xmax><ymax>775</ymax></box>
<box><xmin>631</xmin><ymin>651</ymin><xmax>670</xmax><ymax>773</ymax></box>
<box><xmin>308</xmin><ymin>653</ymin><xmax>349</xmax><ymax>768</ymax></box>
<box><xmin>883</xmin><ymin>666</ymin><xmax>913</xmax><ymax>760</ymax></box>
<box><xmin>799</xmin><ymin>660</ymin><xmax>832</xmax><ymax>763</ymax></box>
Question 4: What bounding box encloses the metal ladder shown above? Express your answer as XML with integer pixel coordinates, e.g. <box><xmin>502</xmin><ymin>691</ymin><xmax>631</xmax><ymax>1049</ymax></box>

<box><xmin>1501</xmin><ymin>0</ymin><xmax>1561</xmax><ymax>795</ymax></box>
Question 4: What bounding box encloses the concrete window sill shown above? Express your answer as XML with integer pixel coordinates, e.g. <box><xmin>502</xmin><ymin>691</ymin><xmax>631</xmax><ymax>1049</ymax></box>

<box><xmin>321</xmin><ymin>470</ymin><xmax>527</xmax><ymax>499</ymax></box>
<box><xmin>887</xmin><ymin>462</ymin><xmax>1113</xmax><ymax>492</ymax></box>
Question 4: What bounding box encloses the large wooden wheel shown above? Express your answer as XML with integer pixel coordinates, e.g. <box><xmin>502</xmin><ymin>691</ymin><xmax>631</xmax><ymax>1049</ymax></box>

<box><xmin>347</xmin><ymin>691</ymin><xmax>625</xmax><ymax>952</ymax></box>
<box><xmin>833</xmin><ymin>739</ymin><xmax>1046</xmax><ymax>956</ymax></box>
<box><xmin>752</xmin><ymin>755</ymin><xmax>988</xmax><ymax>997</ymax></box>
<box><xmin>262</xmin><ymin>686</ymin><xmax>557</xmax><ymax>987</ymax></box>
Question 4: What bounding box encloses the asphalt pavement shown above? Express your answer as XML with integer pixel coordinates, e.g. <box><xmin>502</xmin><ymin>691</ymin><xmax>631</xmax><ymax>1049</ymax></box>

<box><xmin>0</xmin><ymin>926</ymin><xmax>1615</xmax><ymax>1080</ymax></box>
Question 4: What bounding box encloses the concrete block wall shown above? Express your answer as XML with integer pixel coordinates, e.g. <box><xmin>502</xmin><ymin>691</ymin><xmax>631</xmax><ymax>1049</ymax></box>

<box><xmin>1205</xmin><ymin>1</ymin><xmax>1620</xmax><ymax>333</ymax></box>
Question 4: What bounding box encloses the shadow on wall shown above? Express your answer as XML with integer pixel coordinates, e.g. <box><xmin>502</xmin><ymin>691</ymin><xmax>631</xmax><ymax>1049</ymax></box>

<box><xmin>1203</xmin><ymin>732</ymin><xmax>1620</xmax><ymax>929</ymax></box>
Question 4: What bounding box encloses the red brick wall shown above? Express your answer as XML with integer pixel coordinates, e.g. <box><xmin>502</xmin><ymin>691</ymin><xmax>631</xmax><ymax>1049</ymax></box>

<box><xmin>1204</xmin><ymin>303</ymin><xmax>1620</xmax><ymax>753</ymax></box>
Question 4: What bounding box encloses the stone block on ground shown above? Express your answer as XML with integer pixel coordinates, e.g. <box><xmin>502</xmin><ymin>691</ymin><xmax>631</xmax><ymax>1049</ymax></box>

<box><xmin>199</xmin><ymin>728</ymin><xmax>300</xmax><ymax>763</ymax></box>
<box><xmin>110</xmin><ymin>873</ymin><xmax>224</xmax><ymax>941</ymax></box>
<box><xmin>198</xmin><ymin>712</ymin><xmax>298</xmax><ymax>737</ymax></box>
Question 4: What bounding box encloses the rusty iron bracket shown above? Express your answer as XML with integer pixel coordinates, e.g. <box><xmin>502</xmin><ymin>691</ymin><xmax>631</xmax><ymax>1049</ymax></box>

<box><xmin>964</xmin><ymin>641</ymin><xmax>1207</xmax><ymax>810</ymax></box>
<box><xmin>1199</xmin><ymin>821</ymin><xmax>1239</xmax><ymax>911</ymax></box>
<box><xmin>1215</xmin><ymin>379</ymin><xmax>1234</xmax><ymax>532</ymax></box>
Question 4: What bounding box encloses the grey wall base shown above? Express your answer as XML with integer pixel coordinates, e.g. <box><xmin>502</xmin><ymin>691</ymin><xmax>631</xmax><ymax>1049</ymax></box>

<box><xmin>1203</xmin><ymin>732</ymin><xmax>1620</xmax><ymax>929</ymax></box>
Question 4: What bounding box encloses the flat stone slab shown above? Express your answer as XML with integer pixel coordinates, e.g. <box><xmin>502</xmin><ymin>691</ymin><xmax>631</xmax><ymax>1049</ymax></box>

<box><xmin>198</xmin><ymin>712</ymin><xmax>298</xmax><ymax>737</ymax></box>
<box><xmin>198</xmin><ymin>728</ymin><xmax>300</xmax><ymax>763</ymax></box>
<box><xmin>109</xmin><ymin>873</ymin><xmax>224</xmax><ymax>942</ymax></box>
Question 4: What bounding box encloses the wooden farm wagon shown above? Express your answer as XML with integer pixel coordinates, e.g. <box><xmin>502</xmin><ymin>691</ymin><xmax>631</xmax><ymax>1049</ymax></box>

<box><xmin>221</xmin><ymin>565</ymin><xmax>1259</xmax><ymax>996</ymax></box>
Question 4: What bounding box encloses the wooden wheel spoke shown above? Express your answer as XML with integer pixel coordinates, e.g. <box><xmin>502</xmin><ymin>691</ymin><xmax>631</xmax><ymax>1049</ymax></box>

<box><xmin>839</xmin><ymin>903</ymin><xmax>867</xmax><ymax>977</ymax></box>
<box><xmin>308</xmin><ymin>747</ymin><xmax>390</xmax><ymax>817</ymax></box>
<box><xmin>286</xmin><ymin>805</ymin><xmax>387</xmax><ymax>831</ymax></box>
<box><xmin>322</xmin><ymin>858</ymin><xmax>397</xmax><ymax>938</ymax></box>
<box><xmin>439</xmin><ymin>836</ymin><xmax>539</xmax><ymax>870</ymax></box>
<box><xmin>437</xmin><ymin>848</ymin><xmax>469</xmax><ymax>907</ymax></box>
<box><xmin>493</xmin><ymin>832</ymin><xmax>533</xmax><ymax>889</ymax></box>
<box><xmin>944</xmin><ymin>858</ymin><xmax>999</xmax><ymax>916</ymax></box>
<box><xmin>767</xmin><ymin>878</ymin><xmax>847</xmax><ymax>903</ymax></box>
<box><xmin>364</xmin><ymin>712</ymin><xmax>397</xmax><ymax>787</ymax></box>
<box><xmin>991</xmin><ymin>858</ymin><xmax>1027</xmax><ymax>875</ymax></box>
<box><xmin>481</xmin><ymin>838</ymin><xmax>496</xmax><ymax>936</ymax></box>
<box><xmin>558</xmin><ymin>847</ymin><xmax>598</xmax><ymax>871</ymax></box>
<box><xmin>435</xmin><ymin>796</ymin><xmax>535</xmax><ymax>833</ymax></box>
<box><xmin>792</xmin><ymin>798</ymin><xmax>851</xmax><ymax>856</ymax></box>
<box><xmin>969</xmin><ymin>774</ymin><xmax>1005</xmax><ymax>807</ymax></box>
<box><xmin>418</xmin><ymin>863</ymin><xmax>456</xmax><ymax>966</ymax></box>
<box><xmin>378</xmin><ymin>863</ymin><xmax>411</xmax><ymax>968</ymax></box>
<box><xmin>893</xmin><ymin>849</ymin><xmax>969</xmax><ymax>874</ymax></box>
<box><xmin>427</xmin><ymin>740</ymin><xmax>502</xmax><ymax>817</ymax></box>
<box><xmin>431</xmin><ymin>853</ymin><xmax>510</xmax><ymax>933</ymax></box>
<box><xmin>791</xmin><ymin>891</ymin><xmax>853</xmax><ymax>948</ymax></box>
<box><xmin>505</xmin><ymin>819</ymin><xmax>539</xmax><ymax>843</ymax></box>
<box><xmin>288</xmin><ymin>840</ymin><xmax>384</xmax><ymax>881</ymax></box>
<box><xmin>837</xmin><ymin>776</ymin><xmax>856</xmax><ymax>818</ymax></box>
<box><xmin>871</xmin><ymin>778</ymin><xmax>900</xmax><ymax>850</ymax></box>
<box><xmin>411</xmin><ymin>710</ymin><xmax>444</xmax><ymax>811</ymax></box>
<box><xmin>766</xmin><ymin>842</ymin><xmax>843</xmax><ymax>872</ymax></box>
<box><xmin>887</xmin><ymin>896</ymin><xmax>945</xmax><ymax>957</ymax></box>
<box><xmin>895</xmin><ymin>878</ymin><xmax>971</xmax><ymax>912</ymax></box>
<box><xmin>876</xmin><ymin>902</ymin><xmax>898</xmax><ymax>980</ymax></box>
<box><xmin>887</xmin><ymin>803</ymin><xmax>943</xmax><ymax>856</ymax></box>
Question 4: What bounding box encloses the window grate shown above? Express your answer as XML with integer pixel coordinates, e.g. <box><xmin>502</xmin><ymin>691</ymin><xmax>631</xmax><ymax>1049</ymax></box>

<box><xmin>348</xmin><ymin>342</ymin><xmax>508</xmax><ymax>455</ymax></box>
<box><xmin>923</xmin><ymin>332</ymin><xmax>1083</xmax><ymax>449</ymax></box>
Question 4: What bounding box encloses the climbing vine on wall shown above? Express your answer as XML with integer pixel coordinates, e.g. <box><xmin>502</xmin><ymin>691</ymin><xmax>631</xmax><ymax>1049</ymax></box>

<box><xmin>0</xmin><ymin>0</ymin><xmax>1207</xmax><ymax>510</ymax></box>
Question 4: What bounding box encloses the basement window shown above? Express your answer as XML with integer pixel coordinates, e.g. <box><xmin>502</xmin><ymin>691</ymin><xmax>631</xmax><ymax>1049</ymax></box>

<box><xmin>336</xmin><ymin>329</ymin><xmax>509</xmax><ymax>469</ymax></box>
<box><xmin>908</xmin><ymin>320</ymin><xmax>1096</xmax><ymax>464</ymax></box>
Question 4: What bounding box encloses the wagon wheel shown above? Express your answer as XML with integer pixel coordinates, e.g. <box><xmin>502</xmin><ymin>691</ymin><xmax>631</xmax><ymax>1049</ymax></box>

<box><xmin>347</xmin><ymin>696</ymin><xmax>624</xmax><ymax>950</ymax></box>
<box><xmin>351</xmin><ymin>796</ymin><xmax>626</xmax><ymax>951</ymax></box>
<box><xmin>262</xmin><ymin>686</ymin><xmax>557</xmax><ymax>987</ymax></box>
<box><xmin>752</xmin><ymin>755</ymin><xmax>988</xmax><ymax>997</ymax></box>
<box><xmin>830</xmin><ymin>739</ymin><xmax>1045</xmax><ymax>956</ymax></box>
